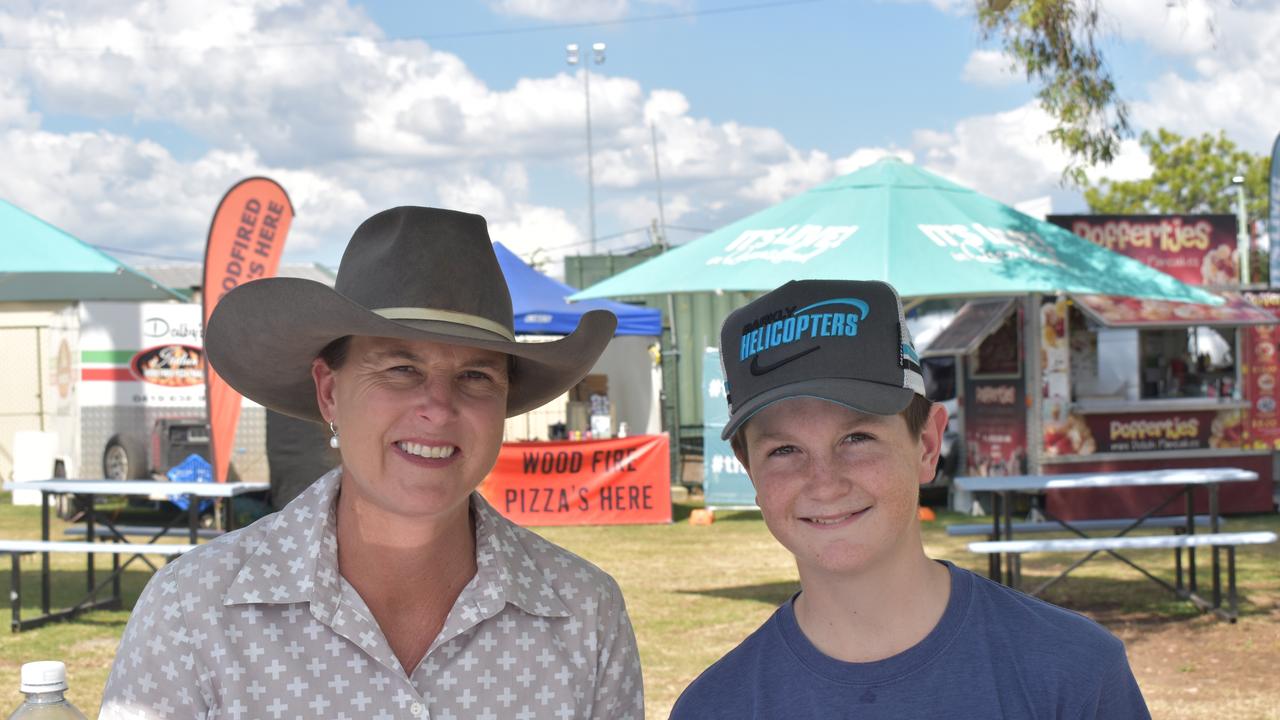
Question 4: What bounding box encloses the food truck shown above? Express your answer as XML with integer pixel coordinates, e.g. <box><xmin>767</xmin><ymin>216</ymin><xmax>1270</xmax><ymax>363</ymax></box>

<box><xmin>923</xmin><ymin>214</ymin><xmax>1278</xmax><ymax>520</ymax></box>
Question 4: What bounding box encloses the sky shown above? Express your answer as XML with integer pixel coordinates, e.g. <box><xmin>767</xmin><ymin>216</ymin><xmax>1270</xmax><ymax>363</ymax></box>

<box><xmin>1</xmin><ymin>0</ymin><xmax>1276</xmax><ymax>278</ymax></box>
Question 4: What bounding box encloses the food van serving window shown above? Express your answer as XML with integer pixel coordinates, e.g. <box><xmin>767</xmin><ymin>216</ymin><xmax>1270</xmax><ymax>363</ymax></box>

<box><xmin>973</xmin><ymin>311</ymin><xmax>1021</xmax><ymax>377</ymax></box>
<box><xmin>1137</xmin><ymin>326</ymin><xmax>1235</xmax><ymax>400</ymax></box>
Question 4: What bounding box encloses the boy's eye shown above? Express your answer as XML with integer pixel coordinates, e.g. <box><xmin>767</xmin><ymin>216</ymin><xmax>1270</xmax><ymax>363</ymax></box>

<box><xmin>843</xmin><ymin>433</ymin><xmax>872</xmax><ymax>445</ymax></box>
<box><xmin>767</xmin><ymin>445</ymin><xmax>796</xmax><ymax>457</ymax></box>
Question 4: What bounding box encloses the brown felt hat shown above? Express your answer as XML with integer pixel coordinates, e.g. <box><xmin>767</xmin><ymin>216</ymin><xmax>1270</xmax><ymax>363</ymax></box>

<box><xmin>204</xmin><ymin>206</ymin><xmax>617</xmax><ymax>422</ymax></box>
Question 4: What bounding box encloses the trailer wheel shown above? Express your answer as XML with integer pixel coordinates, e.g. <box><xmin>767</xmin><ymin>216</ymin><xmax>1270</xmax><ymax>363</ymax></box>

<box><xmin>103</xmin><ymin>433</ymin><xmax>148</xmax><ymax>481</ymax></box>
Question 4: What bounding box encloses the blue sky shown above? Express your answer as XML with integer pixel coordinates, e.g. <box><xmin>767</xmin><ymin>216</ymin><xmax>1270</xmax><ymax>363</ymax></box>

<box><xmin>0</xmin><ymin>0</ymin><xmax>1273</xmax><ymax>275</ymax></box>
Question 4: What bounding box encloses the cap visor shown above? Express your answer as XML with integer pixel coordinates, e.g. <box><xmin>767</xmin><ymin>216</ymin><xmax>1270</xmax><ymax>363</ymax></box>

<box><xmin>721</xmin><ymin>378</ymin><xmax>916</xmax><ymax>440</ymax></box>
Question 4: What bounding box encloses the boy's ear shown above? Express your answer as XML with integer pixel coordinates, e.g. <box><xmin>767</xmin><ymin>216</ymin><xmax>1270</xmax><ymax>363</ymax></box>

<box><xmin>917</xmin><ymin>402</ymin><xmax>949</xmax><ymax>486</ymax></box>
<box><xmin>730</xmin><ymin>432</ymin><xmax>750</xmax><ymax>472</ymax></box>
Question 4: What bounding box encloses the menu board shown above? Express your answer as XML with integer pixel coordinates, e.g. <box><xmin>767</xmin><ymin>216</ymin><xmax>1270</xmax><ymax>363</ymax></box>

<box><xmin>964</xmin><ymin>379</ymin><xmax>1027</xmax><ymax>476</ymax></box>
<box><xmin>1243</xmin><ymin>292</ymin><xmax>1280</xmax><ymax>448</ymax></box>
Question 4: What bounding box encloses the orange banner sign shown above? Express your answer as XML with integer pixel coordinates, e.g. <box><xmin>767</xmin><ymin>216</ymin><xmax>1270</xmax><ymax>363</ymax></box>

<box><xmin>202</xmin><ymin>177</ymin><xmax>294</xmax><ymax>482</ymax></box>
<box><xmin>480</xmin><ymin>435</ymin><xmax>672</xmax><ymax>526</ymax></box>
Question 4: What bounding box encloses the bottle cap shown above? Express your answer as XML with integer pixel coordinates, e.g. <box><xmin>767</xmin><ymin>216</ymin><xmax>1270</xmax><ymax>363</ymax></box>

<box><xmin>20</xmin><ymin>661</ymin><xmax>67</xmax><ymax>693</ymax></box>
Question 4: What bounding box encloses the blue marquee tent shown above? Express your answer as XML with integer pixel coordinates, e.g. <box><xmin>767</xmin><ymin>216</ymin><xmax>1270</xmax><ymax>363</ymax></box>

<box><xmin>494</xmin><ymin>242</ymin><xmax>662</xmax><ymax>336</ymax></box>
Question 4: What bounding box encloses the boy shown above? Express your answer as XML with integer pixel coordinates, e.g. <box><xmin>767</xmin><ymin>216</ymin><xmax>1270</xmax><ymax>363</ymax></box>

<box><xmin>670</xmin><ymin>279</ymin><xmax>1148</xmax><ymax>719</ymax></box>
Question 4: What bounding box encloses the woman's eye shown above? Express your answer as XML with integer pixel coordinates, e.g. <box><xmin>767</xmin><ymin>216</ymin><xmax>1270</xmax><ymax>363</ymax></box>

<box><xmin>461</xmin><ymin>370</ymin><xmax>493</xmax><ymax>382</ymax></box>
<box><xmin>387</xmin><ymin>365</ymin><xmax>419</xmax><ymax>375</ymax></box>
<box><xmin>843</xmin><ymin>433</ymin><xmax>872</xmax><ymax>444</ymax></box>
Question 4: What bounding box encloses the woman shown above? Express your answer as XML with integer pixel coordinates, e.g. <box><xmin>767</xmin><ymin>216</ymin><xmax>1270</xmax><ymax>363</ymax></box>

<box><xmin>101</xmin><ymin>207</ymin><xmax>643</xmax><ymax>719</ymax></box>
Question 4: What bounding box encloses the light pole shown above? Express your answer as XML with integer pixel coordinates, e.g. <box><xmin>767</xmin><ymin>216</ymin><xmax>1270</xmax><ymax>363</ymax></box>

<box><xmin>566</xmin><ymin>42</ymin><xmax>605</xmax><ymax>253</ymax></box>
<box><xmin>1232</xmin><ymin>175</ymin><xmax>1250</xmax><ymax>285</ymax></box>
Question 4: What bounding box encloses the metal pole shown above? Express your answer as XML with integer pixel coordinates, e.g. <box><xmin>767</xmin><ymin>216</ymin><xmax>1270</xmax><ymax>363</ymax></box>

<box><xmin>651</xmin><ymin>123</ymin><xmax>667</xmax><ymax>238</ymax></box>
<box><xmin>1234</xmin><ymin>180</ymin><xmax>1250</xmax><ymax>285</ymax></box>
<box><xmin>584</xmin><ymin>66</ymin><xmax>596</xmax><ymax>252</ymax></box>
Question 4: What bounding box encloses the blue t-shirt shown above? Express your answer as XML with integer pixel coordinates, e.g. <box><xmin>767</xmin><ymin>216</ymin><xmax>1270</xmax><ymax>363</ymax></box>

<box><xmin>670</xmin><ymin>562</ymin><xmax>1149</xmax><ymax>719</ymax></box>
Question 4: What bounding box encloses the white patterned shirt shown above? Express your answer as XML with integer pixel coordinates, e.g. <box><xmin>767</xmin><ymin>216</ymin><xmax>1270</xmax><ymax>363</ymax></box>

<box><xmin>100</xmin><ymin>467</ymin><xmax>643</xmax><ymax>719</ymax></box>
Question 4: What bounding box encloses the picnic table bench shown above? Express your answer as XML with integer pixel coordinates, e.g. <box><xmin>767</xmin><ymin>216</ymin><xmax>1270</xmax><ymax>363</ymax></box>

<box><xmin>968</xmin><ymin>531</ymin><xmax>1277</xmax><ymax>620</ymax></box>
<box><xmin>955</xmin><ymin>468</ymin><xmax>1270</xmax><ymax>621</ymax></box>
<box><xmin>0</xmin><ymin>479</ymin><xmax>267</xmax><ymax>631</ymax></box>
<box><xmin>946</xmin><ymin>515</ymin><xmax>1216</xmax><ymax>538</ymax></box>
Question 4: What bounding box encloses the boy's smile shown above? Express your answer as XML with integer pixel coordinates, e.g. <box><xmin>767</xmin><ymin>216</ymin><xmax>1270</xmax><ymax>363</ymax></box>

<box><xmin>741</xmin><ymin>396</ymin><xmax>943</xmax><ymax>579</ymax></box>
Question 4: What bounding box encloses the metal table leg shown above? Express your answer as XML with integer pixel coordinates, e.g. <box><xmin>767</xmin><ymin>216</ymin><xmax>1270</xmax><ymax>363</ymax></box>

<box><xmin>989</xmin><ymin>492</ymin><xmax>1002</xmax><ymax>582</ymax></box>
<box><xmin>1186</xmin><ymin>488</ymin><xmax>1197</xmax><ymax>595</ymax></box>
<box><xmin>40</xmin><ymin>494</ymin><xmax>50</xmax><ymax>616</ymax></box>
<box><xmin>1210</xmin><ymin>484</ymin><xmax>1221</xmax><ymax>609</ymax></box>
<box><xmin>85</xmin><ymin>494</ymin><xmax>96</xmax><ymax>597</ymax></box>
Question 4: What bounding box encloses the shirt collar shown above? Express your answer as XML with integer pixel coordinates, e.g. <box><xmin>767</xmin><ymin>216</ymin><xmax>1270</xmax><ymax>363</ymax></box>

<box><xmin>223</xmin><ymin>466</ymin><xmax>342</xmax><ymax>610</ymax></box>
<box><xmin>223</xmin><ymin>468</ymin><xmax>570</xmax><ymax>620</ymax></box>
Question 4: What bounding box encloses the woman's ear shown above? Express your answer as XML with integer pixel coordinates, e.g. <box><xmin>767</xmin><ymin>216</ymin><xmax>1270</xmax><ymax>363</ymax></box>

<box><xmin>312</xmin><ymin>357</ymin><xmax>337</xmax><ymax>423</ymax></box>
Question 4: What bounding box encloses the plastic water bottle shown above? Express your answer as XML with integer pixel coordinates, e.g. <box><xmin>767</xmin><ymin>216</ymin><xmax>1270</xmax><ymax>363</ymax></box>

<box><xmin>7</xmin><ymin>662</ymin><xmax>88</xmax><ymax>719</ymax></box>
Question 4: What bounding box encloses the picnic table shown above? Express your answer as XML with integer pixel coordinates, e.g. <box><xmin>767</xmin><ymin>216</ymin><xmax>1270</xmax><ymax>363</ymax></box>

<box><xmin>955</xmin><ymin>468</ymin><xmax>1276</xmax><ymax>620</ymax></box>
<box><xmin>0</xmin><ymin>479</ymin><xmax>268</xmax><ymax>631</ymax></box>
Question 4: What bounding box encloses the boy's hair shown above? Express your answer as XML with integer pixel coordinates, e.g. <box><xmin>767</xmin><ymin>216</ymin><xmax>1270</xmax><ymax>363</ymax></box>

<box><xmin>730</xmin><ymin>394</ymin><xmax>935</xmax><ymax>462</ymax></box>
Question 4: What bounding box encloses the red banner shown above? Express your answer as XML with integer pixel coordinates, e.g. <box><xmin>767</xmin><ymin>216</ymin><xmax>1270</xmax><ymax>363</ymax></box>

<box><xmin>1047</xmin><ymin>214</ymin><xmax>1239</xmax><ymax>286</ymax></box>
<box><xmin>203</xmin><ymin>178</ymin><xmax>294</xmax><ymax>482</ymax></box>
<box><xmin>1243</xmin><ymin>292</ymin><xmax>1280</xmax><ymax>448</ymax></box>
<box><xmin>480</xmin><ymin>435</ymin><xmax>672</xmax><ymax>526</ymax></box>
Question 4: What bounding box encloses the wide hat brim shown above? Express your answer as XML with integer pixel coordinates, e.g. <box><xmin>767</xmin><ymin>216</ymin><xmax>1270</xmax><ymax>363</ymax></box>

<box><xmin>205</xmin><ymin>276</ymin><xmax>617</xmax><ymax>422</ymax></box>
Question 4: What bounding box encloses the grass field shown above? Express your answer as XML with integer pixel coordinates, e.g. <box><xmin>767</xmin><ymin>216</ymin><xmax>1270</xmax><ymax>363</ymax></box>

<box><xmin>0</xmin><ymin>495</ymin><xmax>1275</xmax><ymax>718</ymax></box>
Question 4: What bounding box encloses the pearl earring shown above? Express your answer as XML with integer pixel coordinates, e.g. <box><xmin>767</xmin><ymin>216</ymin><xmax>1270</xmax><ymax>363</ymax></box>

<box><xmin>328</xmin><ymin>421</ymin><xmax>340</xmax><ymax>449</ymax></box>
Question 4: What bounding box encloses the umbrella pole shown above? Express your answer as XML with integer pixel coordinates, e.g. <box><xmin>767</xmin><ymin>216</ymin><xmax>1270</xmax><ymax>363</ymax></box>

<box><xmin>1025</xmin><ymin>293</ymin><xmax>1043</xmax><ymax>476</ymax></box>
<box><xmin>665</xmin><ymin>291</ymin><xmax>683</xmax><ymax>489</ymax></box>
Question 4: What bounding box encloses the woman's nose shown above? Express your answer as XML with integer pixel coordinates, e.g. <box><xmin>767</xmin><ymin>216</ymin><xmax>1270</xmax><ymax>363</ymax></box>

<box><xmin>413</xmin><ymin>376</ymin><xmax>459</xmax><ymax>421</ymax></box>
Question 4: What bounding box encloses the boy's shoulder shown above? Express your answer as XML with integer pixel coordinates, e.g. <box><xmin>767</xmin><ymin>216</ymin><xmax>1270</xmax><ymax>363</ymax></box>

<box><xmin>669</xmin><ymin>604</ymin><xmax>787</xmax><ymax>719</ymax></box>
<box><xmin>670</xmin><ymin>564</ymin><xmax>1138</xmax><ymax>719</ymax></box>
<box><xmin>959</xmin><ymin>564</ymin><xmax>1127</xmax><ymax>656</ymax></box>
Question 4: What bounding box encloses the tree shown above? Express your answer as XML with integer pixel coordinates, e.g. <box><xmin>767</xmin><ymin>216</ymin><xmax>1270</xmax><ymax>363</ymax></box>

<box><xmin>1082</xmin><ymin>128</ymin><xmax>1270</xmax><ymax>283</ymax></box>
<box><xmin>1081</xmin><ymin>129</ymin><xmax>1267</xmax><ymax>218</ymax></box>
<box><xmin>978</xmin><ymin>0</ymin><xmax>1129</xmax><ymax>184</ymax></box>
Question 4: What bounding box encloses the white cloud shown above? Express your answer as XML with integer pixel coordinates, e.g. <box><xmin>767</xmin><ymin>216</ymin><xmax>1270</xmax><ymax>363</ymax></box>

<box><xmin>1100</xmin><ymin>0</ymin><xmax>1216</xmax><ymax>55</ymax></box>
<box><xmin>961</xmin><ymin>49</ymin><xmax>1019</xmax><ymax>87</ymax></box>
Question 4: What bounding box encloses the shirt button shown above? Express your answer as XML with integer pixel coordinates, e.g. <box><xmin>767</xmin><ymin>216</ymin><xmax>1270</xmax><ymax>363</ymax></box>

<box><xmin>410</xmin><ymin>702</ymin><xmax>425</xmax><ymax>717</ymax></box>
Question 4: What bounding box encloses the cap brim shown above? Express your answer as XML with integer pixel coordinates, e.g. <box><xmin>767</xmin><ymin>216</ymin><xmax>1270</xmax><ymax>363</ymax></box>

<box><xmin>205</xmin><ymin>277</ymin><xmax>616</xmax><ymax>423</ymax></box>
<box><xmin>720</xmin><ymin>378</ymin><xmax>916</xmax><ymax>440</ymax></box>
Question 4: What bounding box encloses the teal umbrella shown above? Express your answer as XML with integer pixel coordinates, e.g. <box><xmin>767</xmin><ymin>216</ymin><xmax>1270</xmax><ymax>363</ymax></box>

<box><xmin>571</xmin><ymin>158</ymin><xmax>1220</xmax><ymax>304</ymax></box>
<box><xmin>0</xmin><ymin>199</ymin><xmax>183</xmax><ymax>302</ymax></box>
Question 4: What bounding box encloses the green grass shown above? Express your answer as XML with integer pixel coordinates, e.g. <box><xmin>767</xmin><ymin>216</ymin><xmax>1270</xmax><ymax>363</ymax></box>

<box><xmin>0</xmin><ymin>495</ymin><xmax>1275</xmax><ymax>718</ymax></box>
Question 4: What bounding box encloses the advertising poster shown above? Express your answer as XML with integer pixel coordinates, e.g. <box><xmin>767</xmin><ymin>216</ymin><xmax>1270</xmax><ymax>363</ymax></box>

<box><xmin>701</xmin><ymin>348</ymin><xmax>756</xmax><ymax>507</ymax></box>
<box><xmin>1047</xmin><ymin>214</ymin><xmax>1239</xmax><ymax>287</ymax></box>
<box><xmin>203</xmin><ymin>177</ymin><xmax>294</xmax><ymax>482</ymax></box>
<box><xmin>1070</xmin><ymin>409</ymin><xmax>1243</xmax><ymax>454</ymax></box>
<box><xmin>78</xmin><ymin>302</ymin><xmax>208</xmax><ymax>407</ymax></box>
<box><xmin>480</xmin><ymin>435</ymin><xmax>671</xmax><ymax>525</ymax></box>
<box><xmin>1270</xmin><ymin>132</ymin><xmax>1280</xmax><ymax>288</ymax></box>
<box><xmin>964</xmin><ymin>378</ymin><xmax>1026</xmax><ymax>476</ymax></box>
<box><xmin>1243</xmin><ymin>292</ymin><xmax>1280</xmax><ymax>448</ymax></box>
<box><xmin>1040</xmin><ymin>298</ymin><xmax>1074</xmax><ymax>456</ymax></box>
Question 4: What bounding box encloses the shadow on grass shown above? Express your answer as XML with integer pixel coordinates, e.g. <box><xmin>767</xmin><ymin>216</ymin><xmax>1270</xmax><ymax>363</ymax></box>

<box><xmin>1012</xmin><ymin>569</ymin><xmax>1270</xmax><ymax>627</ymax></box>
<box><xmin>678</xmin><ymin>580</ymin><xmax>799</xmax><ymax>606</ymax></box>
<box><xmin>671</xmin><ymin>503</ymin><xmax>762</xmax><ymax>523</ymax></box>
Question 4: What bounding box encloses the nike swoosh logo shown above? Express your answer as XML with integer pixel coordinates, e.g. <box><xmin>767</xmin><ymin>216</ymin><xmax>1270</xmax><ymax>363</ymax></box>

<box><xmin>749</xmin><ymin>345</ymin><xmax>819</xmax><ymax>375</ymax></box>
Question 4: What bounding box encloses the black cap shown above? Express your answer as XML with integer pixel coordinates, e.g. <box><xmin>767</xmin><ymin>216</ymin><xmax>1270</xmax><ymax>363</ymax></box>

<box><xmin>718</xmin><ymin>280</ymin><xmax>926</xmax><ymax>440</ymax></box>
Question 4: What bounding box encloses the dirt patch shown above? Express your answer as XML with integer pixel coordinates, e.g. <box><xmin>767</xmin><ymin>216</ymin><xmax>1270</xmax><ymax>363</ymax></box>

<box><xmin>1098</xmin><ymin>603</ymin><xmax>1280</xmax><ymax>720</ymax></box>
